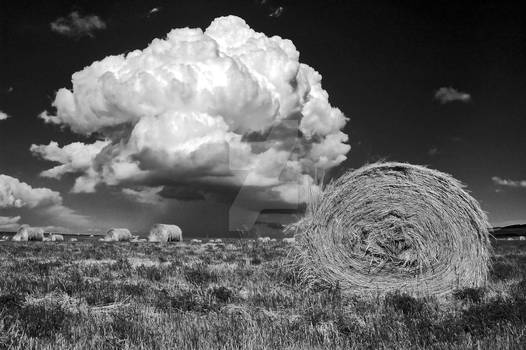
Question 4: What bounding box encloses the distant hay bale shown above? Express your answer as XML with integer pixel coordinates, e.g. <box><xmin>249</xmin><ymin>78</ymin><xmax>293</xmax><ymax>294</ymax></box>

<box><xmin>282</xmin><ymin>237</ymin><xmax>296</xmax><ymax>244</ymax></box>
<box><xmin>148</xmin><ymin>224</ymin><xmax>182</xmax><ymax>243</ymax></box>
<box><xmin>50</xmin><ymin>234</ymin><xmax>64</xmax><ymax>242</ymax></box>
<box><xmin>102</xmin><ymin>228</ymin><xmax>132</xmax><ymax>242</ymax></box>
<box><xmin>12</xmin><ymin>225</ymin><xmax>44</xmax><ymax>241</ymax></box>
<box><xmin>291</xmin><ymin>162</ymin><xmax>491</xmax><ymax>296</ymax></box>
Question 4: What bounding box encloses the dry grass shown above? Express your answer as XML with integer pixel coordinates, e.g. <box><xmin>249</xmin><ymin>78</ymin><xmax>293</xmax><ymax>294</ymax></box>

<box><xmin>291</xmin><ymin>162</ymin><xmax>492</xmax><ymax>296</ymax></box>
<box><xmin>0</xmin><ymin>239</ymin><xmax>524</xmax><ymax>349</ymax></box>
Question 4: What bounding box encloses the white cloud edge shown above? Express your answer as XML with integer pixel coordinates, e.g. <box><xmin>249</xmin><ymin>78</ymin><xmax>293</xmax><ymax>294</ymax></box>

<box><xmin>50</xmin><ymin>11</ymin><xmax>106</xmax><ymax>38</ymax></box>
<box><xmin>434</xmin><ymin>86</ymin><xmax>471</xmax><ymax>104</ymax></box>
<box><xmin>492</xmin><ymin>176</ymin><xmax>526</xmax><ymax>188</ymax></box>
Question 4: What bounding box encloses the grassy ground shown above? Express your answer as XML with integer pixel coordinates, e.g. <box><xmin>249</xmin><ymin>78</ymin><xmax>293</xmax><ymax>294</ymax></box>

<box><xmin>0</xmin><ymin>239</ymin><xmax>525</xmax><ymax>349</ymax></box>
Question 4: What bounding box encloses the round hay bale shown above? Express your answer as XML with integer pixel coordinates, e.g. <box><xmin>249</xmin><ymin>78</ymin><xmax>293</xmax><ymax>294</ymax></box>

<box><xmin>50</xmin><ymin>234</ymin><xmax>64</xmax><ymax>242</ymax></box>
<box><xmin>148</xmin><ymin>224</ymin><xmax>182</xmax><ymax>243</ymax></box>
<box><xmin>12</xmin><ymin>225</ymin><xmax>44</xmax><ymax>241</ymax></box>
<box><xmin>292</xmin><ymin>162</ymin><xmax>491</xmax><ymax>296</ymax></box>
<box><xmin>103</xmin><ymin>228</ymin><xmax>132</xmax><ymax>242</ymax></box>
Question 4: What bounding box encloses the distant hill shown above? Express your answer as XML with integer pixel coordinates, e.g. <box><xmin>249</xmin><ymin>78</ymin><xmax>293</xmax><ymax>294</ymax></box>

<box><xmin>491</xmin><ymin>224</ymin><xmax>526</xmax><ymax>238</ymax></box>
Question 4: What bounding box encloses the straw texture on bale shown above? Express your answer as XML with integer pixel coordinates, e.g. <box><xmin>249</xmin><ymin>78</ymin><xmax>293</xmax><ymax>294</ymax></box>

<box><xmin>12</xmin><ymin>225</ymin><xmax>44</xmax><ymax>241</ymax></box>
<box><xmin>292</xmin><ymin>162</ymin><xmax>491</xmax><ymax>296</ymax></box>
<box><xmin>148</xmin><ymin>224</ymin><xmax>182</xmax><ymax>243</ymax></box>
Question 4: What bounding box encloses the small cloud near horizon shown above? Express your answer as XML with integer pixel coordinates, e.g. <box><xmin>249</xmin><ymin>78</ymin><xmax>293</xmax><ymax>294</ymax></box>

<box><xmin>148</xmin><ymin>7</ymin><xmax>161</xmax><ymax>17</ymax></box>
<box><xmin>0</xmin><ymin>111</ymin><xmax>10</xmax><ymax>121</ymax></box>
<box><xmin>0</xmin><ymin>216</ymin><xmax>21</xmax><ymax>231</ymax></box>
<box><xmin>434</xmin><ymin>87</ymin><xmax>471</xmax><ymax>104</ymax></box>
<box><xmin>50</xmin><ymin>11</ymin><xmax>106</xmax><ymax>39</ymax></box>
<box><xmin>492</xmin><ymin>176</ymin><xmax>526</xmax><ymax>188</ymax></box>
<box><xmin>0</xmin><ymin>174</ymin><xmax>90</xmax><ymax>231</ymax></box>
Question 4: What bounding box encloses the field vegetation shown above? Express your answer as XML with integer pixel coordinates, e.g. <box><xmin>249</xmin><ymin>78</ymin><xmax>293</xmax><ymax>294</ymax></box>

<box><xmin>0</xmin><ymin>239</ymin><xmax>525</xmax><ymax>349</ymax></box>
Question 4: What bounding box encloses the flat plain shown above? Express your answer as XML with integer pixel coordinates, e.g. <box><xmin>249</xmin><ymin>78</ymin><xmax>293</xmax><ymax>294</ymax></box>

<box><xmin>0</xmin><ymin>239</ymin><xmax>525</xmax><ymax>349</ymax></box>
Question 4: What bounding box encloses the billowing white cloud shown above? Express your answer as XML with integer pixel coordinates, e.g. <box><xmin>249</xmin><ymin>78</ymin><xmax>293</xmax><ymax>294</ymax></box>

<box><xmin>0</xmin><ymin>174</ymin><xmax>62</xmax><ymax>208</ymax></box>
<box><xmin>0</xmin><ymin>111</ymin><xmax>9</xmax><ymax>121</ymax></box>
<box><xmin>30</xmin><ymin>140</ymin><xmax>110</xmax><ymax>193</ymax></box>
<box><xmin>36</xmin><ymin>15</ymin><xmax>350</xmax><ymax>206</ymax></box>
<box><xmin>434</xmin><ymin>87</ymin><xmax>471</xmax><ymax>104</ymax></box>
<box><xmin>50</xmin><ymin>11</ymin><xmax>106</xmax><ymax>38</ymax></box>
<box><xmin>0</xmin><ymin>174</ymin><xmax>89</xmax><ymax>229</ymax></box>
<box><xmin>492</xmin><ymin>176</ymin><xmax>526</xmax><ymax>188</ymax></box>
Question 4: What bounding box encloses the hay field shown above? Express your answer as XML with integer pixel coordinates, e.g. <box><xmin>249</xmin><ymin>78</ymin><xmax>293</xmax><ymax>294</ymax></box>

<box><xmin>0</xmin><ymin>239</ymin><xmax>524</xmax><ymax>349</ymax></box>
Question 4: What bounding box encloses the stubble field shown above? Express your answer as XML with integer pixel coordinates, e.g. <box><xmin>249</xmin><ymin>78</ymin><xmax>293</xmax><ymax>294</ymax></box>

<box><xmin>0</xmin><ymin>239</ymin><xmax>525</xmax><ymax>349</ymax></box>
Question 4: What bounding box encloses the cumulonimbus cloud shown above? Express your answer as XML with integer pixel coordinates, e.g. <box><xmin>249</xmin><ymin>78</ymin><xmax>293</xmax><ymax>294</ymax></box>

<box><xmin>50</xmin><ymin>11</ymin><xmax>106</xmax><ymax>38</ymax></box>
<box><xmin>0</xmin><ymin>174</ymin><xmax>89</xmax><ymax>229</ymax></box>
<box><xmin>492</xmin><ymin>176</ymin><xmax>526</xmax><ymax>188</ymax></box>
<box><xmin>35</xmin><ymin>15</ymin><xmax>350</xmax><ymax>206</ymax></box>
<box><xmin>434</xmin><ymin>87</ymin><xmax>471</xmax><ymax>104</ymax></box>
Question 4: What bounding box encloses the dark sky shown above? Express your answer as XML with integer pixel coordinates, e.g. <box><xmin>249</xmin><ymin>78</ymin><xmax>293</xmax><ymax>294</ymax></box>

<box><xmin>0</xmin><ymin>0</ymin><xmax>525</xmax><ymax>235</ymax></box>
